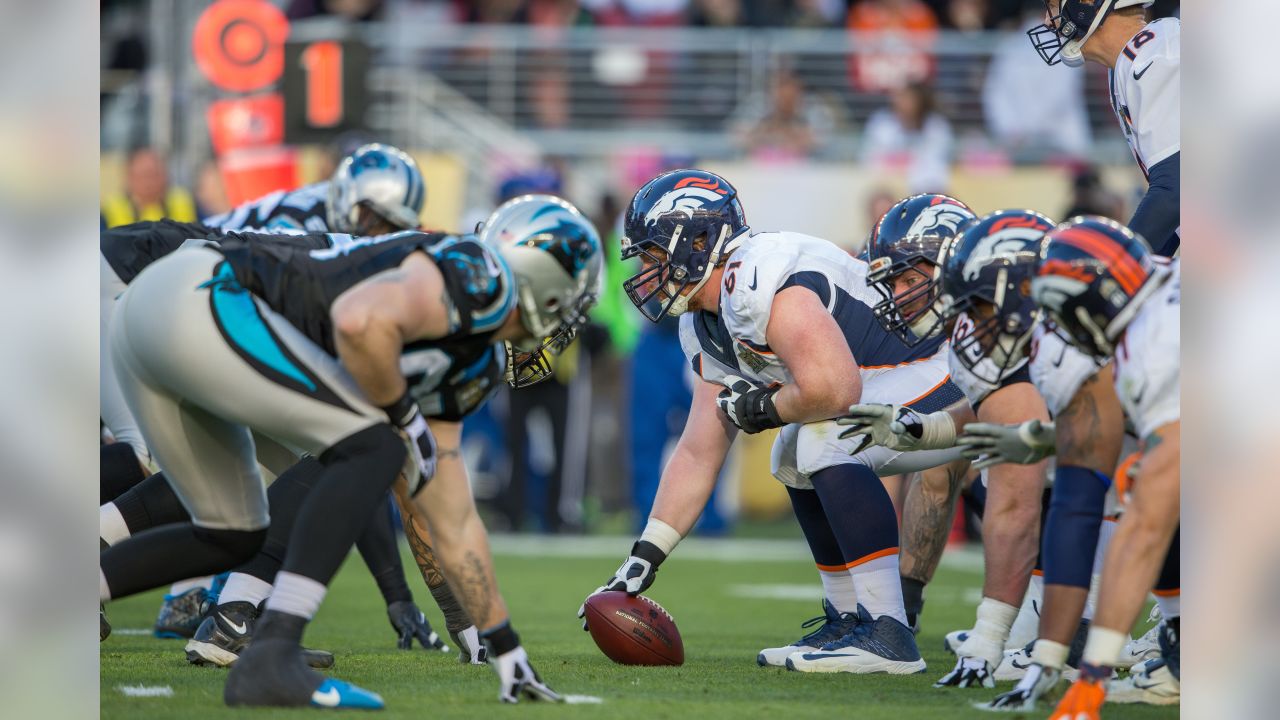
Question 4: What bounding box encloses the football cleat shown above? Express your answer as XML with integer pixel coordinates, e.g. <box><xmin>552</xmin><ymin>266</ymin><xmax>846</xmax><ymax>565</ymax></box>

<box><xmin>309</xmin><ymin>678</ymin><xmax>385</xmax><ymax>710</ymax></box>
<box><xmin>154</xmin><ymin>586</ymin><xmax>209</xmax><ymax>639</ymax></box>
<box><xmin>784</xmin><ymin>605</ymin><xmax>927</xmax><ymax>675</ymax></box>
<box><xmin>1107</xmin><ymin>657</ymin><xmax>1180</xmax><ymax>705</ymax></box>
<box><xmin>1119</xmin><ymin>621</ymin><xmax>1161</xmax><ymax>669</ymax></box>
<box><xmin>225</xmin><ymin>634</ymin><xmax>358</xmax><ymax>708</ymax></box>
<box><xmin>756</xmin><ymin>600</ymin><xmax>861</xmax><ymax>667</ymax></box>
<box><xmin>100</xmin><ymin>605</ymin><xmax>111</xmax><ymax>642</ymax></box>
<box><xmin>186</xmin><ymin>601</ymin><xmax>334</xmax><ymax>669</ymax></box>
<box><xmin>451</xmin><ymin>625</ymin><xmax>488</xmax><ymax>665</ymax></box>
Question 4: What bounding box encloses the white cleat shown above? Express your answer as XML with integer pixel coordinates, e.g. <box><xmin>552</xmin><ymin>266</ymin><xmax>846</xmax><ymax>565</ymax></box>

<box><xmin>1118</xmin><ymin>622</ymin><xmax>1162</xmax><ymax>670</ymax></box>
<box><xmin>992</xmin><ymin>644</ymin><xmax>1078</xmax><ymax>683</ymax></box>
<box><xmin>757</xmin><ymin>600</ymin><xmax>860</xmax><ymax>668</ymax></box>
<box><xmin>1108</xmin><ymin>657</ymin><xmax>1180</xmax><ymax>705</ymax></box>
<box><xmin>944</xmin><ymin>628</ymin><xmax>971</xmax><ymax>655</ymax></box>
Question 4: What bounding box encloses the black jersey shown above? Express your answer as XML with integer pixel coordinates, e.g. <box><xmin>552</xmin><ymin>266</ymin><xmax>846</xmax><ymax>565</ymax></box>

<box><xmin>408</xmin><ymin>342</ymin><xmax>505</xmax><ymax>423</ymax></box>
<box><xmin>216</xmin><ymin>229</ymin><xmax>516</xmax><ymax>359</ymax></box>
<box><xmin>101</xmin><ymin>219</ymin><xmax>219</xmax><ymax>284</ymax></box>
<box><xmin>203</xmin><ymin>182</ymin><xmax>332</xmax><ymax>234</ymax></box>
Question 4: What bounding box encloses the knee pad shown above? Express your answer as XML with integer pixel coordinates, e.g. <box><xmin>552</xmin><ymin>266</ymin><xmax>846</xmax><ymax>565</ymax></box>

<box><xmin>192</xmin><ymin>525</ymin><xmax>268</xmax><ymax>566</ymax></box>
<box><xmin>1042</xmin><ymin>466</ymin><xmax>1110</xmax><ymax>588</ymax></box>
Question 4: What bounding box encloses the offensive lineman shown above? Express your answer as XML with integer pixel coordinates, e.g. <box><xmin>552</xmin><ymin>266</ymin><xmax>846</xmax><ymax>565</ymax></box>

<box><xmin>580</xmin><ymin>170</ymin><xmax>967</xmax><ymax>675</ymax></box>
<box><xmin>100</xmin><ymin>195</ymin><xmax>601</xmax><ymax>707</ymax></box>
<box><xmin>1028</xmin><ymin>0</ymin><xmax>1180</xmax><ymax>256</ymax></box>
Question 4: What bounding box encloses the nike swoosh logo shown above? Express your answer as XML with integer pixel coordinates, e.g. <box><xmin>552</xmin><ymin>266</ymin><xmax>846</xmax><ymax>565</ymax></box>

<box><xmin>1010</xmin><ymin>657</ymin><xmax>1032</xmax><ymax>670</ymax></box>
<box><xmin>1133</xmin><ymin>62</ymin><xmax>1154</xmax><ymax>80</ymax></box>
<box><xmin>748</xmin><ymin>267</ymin><xmax>758</xmax><ymax>291</ymax></box>
<box><xmin>311</xmin><ymin>687</ymin><xmax>341</xmax><ymax>707</ymax></box>
<box><xmin>221</xmin><ymin>615</ymin><xmax>248</xmax><ymax>635</ymax></box>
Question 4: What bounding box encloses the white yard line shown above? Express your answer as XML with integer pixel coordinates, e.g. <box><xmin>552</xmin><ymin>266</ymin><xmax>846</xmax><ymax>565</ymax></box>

<box><xmin>117</xmin><ymin>685</ymin><xmax>174</xmax><ymax>698</ymax></box>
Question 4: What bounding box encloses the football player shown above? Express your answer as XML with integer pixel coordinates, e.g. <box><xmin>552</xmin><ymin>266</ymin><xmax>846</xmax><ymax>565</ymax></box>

<box><xmin>580</xmin><ymin>170</ymin><xmax>967</xmax><ymax>675</ymax></box>
<box><xmin>1027</xmin><ymin>219</ymin><xmax>1180</xmax><ymax>720</ymax></box>
<box><xmin>1028</xmin><ymin>1</ymin><xmax>1180</xmax><ymax>256</ymax></box>
<box><xmin>100</xmin><ymin>195</ymin><xmax>601</xmax><ymax>707</ymax></box>
<box><xmin>99</xmin><ymin>143</ymin><xmax>427</xmax><ymax>638</ymax></box>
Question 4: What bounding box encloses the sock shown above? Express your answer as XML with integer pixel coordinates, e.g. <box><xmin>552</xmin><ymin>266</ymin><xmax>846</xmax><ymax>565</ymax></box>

<box><xmin>100</xmin><ymin>502</ymin><xmax>130</xmax><ymax>546</ymax></box>
<box><xmin>169</xmin><ymin>577</ymin><xmax>214</xmax><ymax>596</ymax></box>
<box><xmin>819</xmin><ymin>569</ymin><xmax>859</xmax><ymax>614</ymax></box>
<box><xmin>850</xmin><ymin>561</ymin><xmax>908</xmax><ymax>625</ymax></box>
<box><xmin>219</xmin><ymin>572</ymin><xmax>275</xmax><ymax>607</ymax></box>
<box><xmin>1153</xmin><ymin>525</ymin><xmax>1180</xmax><ymax>618</ymax></box>
<box><xmin>1083</xmin><ymin>574</ymin><xmax>1101</xmax><ymax>621</ymax></box>
<box><xmin>100</xmin><ymin>441</ymin><xmax>146</xmax><ymax>504</ymax></box>
<box><xmin>267</xmin><ymin>571</ymin><xmax>327</xmax><ymax>621</ymax></box>
<box><xmin>1154</xmin><ymin>592</ymin><xmax>1180</xmax><ymax>620</ymax></box>
<box><xmin>1007</xmin><ymin>572</ymin><xmax>1044</xmax><ymax>651</ymax></box>
<box><xmin>900</xmin><ymin>576</ymin><xmax>926</xmax><ymax>627</ymax></box>
<box><xmin>959</xmin><ymin>597</ymin><xmax>1018</xmax><ymax>667</ymax></box>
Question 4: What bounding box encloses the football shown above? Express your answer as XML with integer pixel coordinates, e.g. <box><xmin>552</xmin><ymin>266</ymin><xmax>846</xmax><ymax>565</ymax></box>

<box><xmin>583</xmin><ymin>592</ymin><xmax>684</xmax><ymax>666</ymax></box>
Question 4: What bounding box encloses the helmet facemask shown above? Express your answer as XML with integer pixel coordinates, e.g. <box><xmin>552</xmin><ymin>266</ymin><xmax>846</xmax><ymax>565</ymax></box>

<box><xmin>868</xmin><ymin>238</ymin><xmax>950</xmax><ymax>346</ymax></box>
<box><xmin>948</xmin><ymin>270</ymin><xmax>1042</xmax><ymax>384</ymax></box>
<box><xmin>622</xmin><ymin>224</ymin><xmax>735</xmax><ymax>322</ymax></box>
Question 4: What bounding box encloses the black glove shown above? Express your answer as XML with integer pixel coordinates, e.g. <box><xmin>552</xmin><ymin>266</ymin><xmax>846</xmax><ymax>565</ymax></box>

<box><xmin>481</xmin><ymin>622</ymin><xmax>562</xmax><ymax>704</ymax></box>
<box><xmin>577</xmin><ymin>539</ymin><xmax>666</xmax><ymax>630</ymax></box>
<box><xmin>382</xmin><ymin>393</ymin><xmax>437</xmax><ymax>496</ymax></box>
<box><xmin>716</xmin><ymin>375</ymin><xmax>784</xmax><ymax>434</ymax></box>
<box><xmin>386</xmin><ymin>600</ymin><xmax>448</xmax><ymax>652</ymax></box>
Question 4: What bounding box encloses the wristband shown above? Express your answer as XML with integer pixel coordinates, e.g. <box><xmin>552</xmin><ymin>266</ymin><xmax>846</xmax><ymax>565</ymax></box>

<box><xmin>629</xmin><ymin>539</ymin><xmax>668</xmax><ymax>567</ymax></box>
<box><xmin>639</xmin><ymin>518</ymin><xmax>683</xmax><ymax>557</ymax></box>
<box><xmin>381</xmin><ymin>392</ymin><xmax>417</xmax><ymax>427</ymax></box>
<box><xmin>918</xmin><ymin>410</ymin><xmax>958</xmax><ymax>449</ymax></box>
<box><xmin>1031</xmin><ymin>639</ymin><xmax>1070</xmax><ymax>671</ymax></box>
<box><xmin>479</xmin><ymin>620</ymin><xmax>520</xmax><ymax>656</ymax></box>
<box><xmin>1081</xmin><ymin>626</ymin><xmax>1128</xmax><ymax>668</ymax></box>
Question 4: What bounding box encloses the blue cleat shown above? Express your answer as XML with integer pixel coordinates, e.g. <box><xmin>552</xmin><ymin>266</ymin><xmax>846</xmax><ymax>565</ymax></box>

<box><xmin>154</xmin><ymin>587</ymin><xmax>209</xmax><ymax>639</ymax></box>
<box><xmin>310</xmin><ymin>678</ymin><xmax>385</xmax><ymax>710</ymax></box>
<box><xmin>757</xmin><ymin>600</ymin><xmax>862</xmax><ymax>667</ymax></box>
<box><xmin>785</xmin><ymin>605</ymin><xmax>927</xmax><ymax>675</ymax></box>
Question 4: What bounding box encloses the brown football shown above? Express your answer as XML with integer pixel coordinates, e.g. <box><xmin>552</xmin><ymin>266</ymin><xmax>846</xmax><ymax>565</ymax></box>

<box><xmin>583</xmin><ymin>592</ymin><xmax>684</xmax><ymax>666</ymax></box>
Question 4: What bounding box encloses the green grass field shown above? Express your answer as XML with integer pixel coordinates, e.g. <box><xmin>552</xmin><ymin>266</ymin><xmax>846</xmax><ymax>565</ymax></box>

<box><xmin>101</xmin><ymin>536</ymin><xmax>1177</xmax><ymax>719</ymax></box>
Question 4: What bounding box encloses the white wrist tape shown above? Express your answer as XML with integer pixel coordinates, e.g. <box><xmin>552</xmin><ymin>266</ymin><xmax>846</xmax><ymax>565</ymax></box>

<box><xmin>1081</xmin><ymin>626</ymin><xmax>1128</xmax><ymax>668</ymax></box>
<box><xmin>639</xmin><ymin>518</ymin><xmax>683</xmax><ymax>556</ymax></box>
<box><xmin>960</xmin><ymin>597</ymin><xmax>1019</xmax><ymax>666</ymax></box>
<box><xmin>919</xmin><ymin>410</ymin><xmax>958</xmax><ymax>449</ymax></box>
<box><xmin>1032</xmin><ymin>639</ymin><xmax>1070</xmax><ymax>670</ymax></box>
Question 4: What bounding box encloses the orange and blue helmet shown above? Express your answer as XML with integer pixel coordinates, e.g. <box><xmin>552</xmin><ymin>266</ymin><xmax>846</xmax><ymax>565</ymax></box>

<box><xmin>1031</xmin><ymin>215</ymin><xmax>1162</xmax><ymax>359</ymax></box>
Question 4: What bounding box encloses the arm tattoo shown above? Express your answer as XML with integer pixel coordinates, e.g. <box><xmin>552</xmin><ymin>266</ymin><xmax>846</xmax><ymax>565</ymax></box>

<box><xmin>899</xmin><ymin>465</ymin><xmax>965</xmax><ymax>583</ymax></box>
<box><xmin>1055</xmin><ymin>372</ymin><xmax>1119</xmax><ymax>471</ymax></box>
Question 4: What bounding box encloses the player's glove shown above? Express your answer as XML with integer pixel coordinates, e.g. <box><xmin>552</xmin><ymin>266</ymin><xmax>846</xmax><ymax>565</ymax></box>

<box><xmin>480</xmin><ymin>622</ymin><xmax>562</xmax><ymax>704</ymax></box>
<box><xmin>386</xmin><ymin>600</ymin><xmax>448</xmax><ymax>652</ymax></box>
<box><xmin>986</xmin><ymin>663</ymin><xmax>1063</xmax><ymax>710</ymax></box>
<box><xmin>933</xmin><ymin>656</ymin><xmax>996</xmax><ymax>689</ymax></box>
<box><xmin>1047</xmin><ymin>665</ymin><xmax>1109</xmax><ymax>720</ymax></box>
<box><xmin>450</xmin><ymin>625</ymin><xmax>488</xmax><ymax>665</ymax></box>
<box><xmin>836</xmin><ymin>403</ymin><xmax>956</xmax><ymax>454</ymax></box>
<box><xmin>716</xmin><ymin>375</ymin><xmax>784</xmax><ymax>434</ymax></box>
<box><xmin>577</xmin><ymin>539</ymin><xmax>667</xmax><ymax>630</ymax></box>
<box><xmin>957</xmin><ymin>419</ymin><xmax>1055</xmax><ymax>470</ymax></box>
<box><xmin>383</xmin><ymin>393</ymin><xmax>438</xmax><ymax>496</ymax></box>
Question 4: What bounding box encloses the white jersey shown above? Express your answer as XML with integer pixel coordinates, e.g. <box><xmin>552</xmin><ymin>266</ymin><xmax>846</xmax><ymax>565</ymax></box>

<box><xmin>947</xmin><ymin>311</ymin><xmax>1031</xmax><ymax>407</ymax></box>
<box><xmin>1109</xmin><ymin>18</ymin><xmax>1180</xmax><ymax>180</ymax></box>
<box><xmin>1113</xmin><ymin>262</ymin><xmax>1180</xmax><ymax>439</ymax></box>
<box><xmin>1029</xmin><ymin>323</ymin><xmax>1105</xmax><ymax>418</ymax></box>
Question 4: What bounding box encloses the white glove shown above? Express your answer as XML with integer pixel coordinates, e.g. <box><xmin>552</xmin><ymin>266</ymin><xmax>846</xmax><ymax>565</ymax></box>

<box><xmin>933</xmin><ymin>656</ymin><xmax>996</xmax><ymax>689</ymax></box>
<box><xmin>451</xmin><ymin>625</ymin><xmax>488</xmax><ymax>665</ymax></box>
<box><xmin>986</xmin><ymin>663</ymin><xmax>1063</xmax><ymax>709</ymax></box>
<box><xmin>577</xmin><ymin>547</ymin><xmax>662</xmax><ymax>630</ymax></box>
<box><xmin>484</xmin><ymin>638</ymin><xmax>561</xmax><ymax>703</ymax></box>
<box><xmin>836</xmin><ymin>403</ymin><xmax>956</xmax><ymax>454</ymax></box>
<box><xmin>958</xmin><ymin>419</ymin><xmax>1055</xmax><ymax>470</ymax></box>
<box><xmin>385</xmin><ymin>398</ymin><xmax>438</xmax><ymax>496</ymax></box>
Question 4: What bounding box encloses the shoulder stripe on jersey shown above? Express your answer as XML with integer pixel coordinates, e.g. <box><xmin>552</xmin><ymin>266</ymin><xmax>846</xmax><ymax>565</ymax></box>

<box><xmin>829</xmin><ymin>286</ymin><xmax>946</xmax><ymax>367</ymax></box>
<box><xmin>736</xmin><ymin>337</ymin><xmax>774</xmax><ymax>356</ymax></box>
<box><xmin>693</xmin><ymin>311</ymin><xmax>740</xmax><ymax>372</ymax></box>
<box><xmin>779</xmin><ymin>271</ymin><xmax>834</xmax><ymax>310</ymax></box>
<box><xmin>904</xmin><ymin>376</ymin><xmax>966</xmax><ymax>414</ymax></box>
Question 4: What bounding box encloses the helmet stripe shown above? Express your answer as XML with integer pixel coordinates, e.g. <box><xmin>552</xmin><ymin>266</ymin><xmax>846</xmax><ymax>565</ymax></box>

<box><xmin>1051</xmin><ymin>227</ymin><xmax>1146</xmax><ymax>295</ymax></box>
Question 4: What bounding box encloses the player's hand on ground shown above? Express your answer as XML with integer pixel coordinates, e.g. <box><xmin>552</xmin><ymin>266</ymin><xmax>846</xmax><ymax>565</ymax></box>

<box><xmin>489</xmin><ymin>646</ymin><xmax>562</xmax><ymax>703</ymax></box>
<box><xmin>836</xmin><ymin>403</ymin><xmax>917</xmax><ymax>453</ymax></box>
<box><xmin>985</xmin><ymin>663</ymin><xmax>1061</xmax><ymax>710</ymax></box>
<box><xmin>577</xmin><ymin>541</ymin><xmax>664</xmax><ymax>629</ymax></box>
<box><xmin>1047</xmin><ymin>673</ymin><xmax>1107</xmax><ymax>720</ymax></box>
<box><xmin>386</xmin><ymin>600</ymin><xmax>448</xmax><ymax>652</ymax></box>
<box><xmin>450</xmin><ymin>625</ymin><xmax>488</xmax><ymax>664</ymax></box>
<box><xmin>933</xmin><ymin>656</ymin><xmax>996</xmax><ymax>689</ymax></box>
<box><xmin>957</xmin><ymin>419</ymin><xmax>1055</xmax><ymax>470</ymax></box>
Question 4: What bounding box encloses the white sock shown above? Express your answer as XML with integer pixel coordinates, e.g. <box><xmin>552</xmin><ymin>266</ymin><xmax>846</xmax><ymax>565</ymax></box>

<box><xmin>1006</xmin><ymin>574</ymin><xmax>1044</xmax><ymax>650</ymax></box>
<box><xmin>848</xmin><ymin>553</ymin><xmax>907</xmax><ymax>625</ymax></box>
<box><xmin>168</xmin><ymin>576</ymin><xmax>213</xmax><ymax>596</ymax></box>
<box><xmin>218</xmin><ymin>572</ymin><xmax>274</xmax><ymax>607</ymax></box>
<box><xmin>100</xmin><ymin>502</ymin><xmax>130</xmax><ymax>546</ymax></box>
<box><xmin>818</xmin><ymin>569</ymin><xmax>859</xmax><ymax>614</ymax></box>
<box><xmin>1154</xmin><ymin>592</ymin><xmax>1180</xmax><ymax>619</ymax></box>
<box><xmin>1084</xmin><ymin>518</ymin><xmax>1118</xmax><ymax>622</ymax></box>
<box><xmin>266</xmin><ymin>571</ymin><xmax>327</xmax><ymax>620</ymax></box>
<box><xmin>100</xmin><ymin>568</ymin><xmax>112</xmax><ymax>603</ymax></box>
<box><xmin>1084</xmin><ymin>574</ymin><xmax>1101</xmax><ymax>621</ymax></box>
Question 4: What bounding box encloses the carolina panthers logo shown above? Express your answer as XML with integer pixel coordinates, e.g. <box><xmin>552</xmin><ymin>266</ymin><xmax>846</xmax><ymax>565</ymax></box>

<box><xmin>644</xmin><ymin>187</ymin><xmax>725</xmax><ymax>227</ymax></box>
<box><xmin>906</xmin><ymin>203</ymin><xmax>974</xmax><ymax>241</ymax></box>
<box><xmin>962</xmin><ymin>232</ymin><xmax>1033</xmax><ymax>282</ymax></box>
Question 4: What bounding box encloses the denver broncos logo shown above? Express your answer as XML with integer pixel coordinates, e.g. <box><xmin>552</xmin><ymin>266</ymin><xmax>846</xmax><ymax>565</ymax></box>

<box><xmin>961</xmin><ymin>232</ymin><xmax>1034</xmax><ymax>282</ymax></box>
<box><xmin>673</xmin><ymin>176</ymin><xmax>727</xmax><ymax>194</ymax></box>
<box><xmin>643</xmin><ymin>187</ymin><xmax>726</xmax><ymax>227</ymax></box>
<box><xmin>906</xmin><ymin>204</ymin><xmax>974</xmax><ymax>241</ymax></box>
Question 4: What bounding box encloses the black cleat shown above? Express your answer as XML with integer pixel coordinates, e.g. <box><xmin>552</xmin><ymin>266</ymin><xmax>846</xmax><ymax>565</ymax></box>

<box><xmin>186</xmin><ymin>601</ymin><xmax>334</xmax><ymax>669</ymax></box>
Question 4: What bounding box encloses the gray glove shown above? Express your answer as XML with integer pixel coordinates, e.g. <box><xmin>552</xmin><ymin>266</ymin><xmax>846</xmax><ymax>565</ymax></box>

<box><xmin>837</xmin><ymin>403</ymin><xmax>956</xmax><ymax>454</ymax></box>
<box><xmin>957</xmin><ymin>419</ymin><xmax>1055</xmax><ymax>470</ymax></box>
<box><xmin>985</xmin><ymin>663</ymin><xmax>1063</xmax><ymax>710</ymax></box>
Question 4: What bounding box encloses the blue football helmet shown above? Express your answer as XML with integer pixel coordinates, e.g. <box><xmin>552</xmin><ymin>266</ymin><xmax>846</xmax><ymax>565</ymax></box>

<box><xmin>1028</xmin><ymin>0</ymin><xmax>1153</xmax><ymax>67</ymax></box>
<box><xmin>866</xmin><ymin>193</ymin><xmax>977</xmax><ymax>346</ymax></box>
<box><xmin>941</xmin><ymin>210</ymin><xmax>1056</xmax><ymax>384</ymax></box>
<box><xmin>328</xmin><ymin>143</ymin><xmax>426</xmax><ymax>234</ymax></box>
<box><xmin>1032</xmin><ymin>215</ymin><xmax>1163</xmax><ymax>359</ymax></box>
<box><xmin>621</xmin><ymin>169</ymin><xmax>749</xmax><ymax>322</ymax></box>
<box><xmin>479</xmin><ymin>194</ymin><xmax>603</xmax><ymax>387</ymax></box>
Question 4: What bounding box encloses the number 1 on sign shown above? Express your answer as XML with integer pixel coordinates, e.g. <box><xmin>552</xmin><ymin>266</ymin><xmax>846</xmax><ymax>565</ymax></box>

<box><xmin>301</xmin><ymin>41</ymin><xmax>343</xmax><ymax>127</ymax></box>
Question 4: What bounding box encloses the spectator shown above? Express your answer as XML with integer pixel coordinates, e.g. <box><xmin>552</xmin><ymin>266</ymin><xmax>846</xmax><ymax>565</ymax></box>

<box><xmin>982</xmin><ymin>2</ymin><xmax>1092</xmax><ymax>159</ymax></box>
<box><xmin>861</xmin><ymin>81</ymin><xmax>953</xmax><ymax>193</ymax></box>
<box><xmin>944</xmin><ymin>0</ymin><xmax>988</xmax><ymax>31</ymax></box>
<box><xmin>733</xmin><ymin>68</ymin><xmax>835</xmax><ymax>160</ymax></box>
<box><xmin>193</xmin><ymin>160</ymin><xmax>231</xmax><ymax>221</ymax></box>
<box><xmin>846</xmin><ymin>0</ymin><xmax>938</xmax><ymax>93</ymax></box>
<box><xmin>101</xmin><ymin>147</ymin><xmax>196</xmax><ymax>228</ymax></box>
<box><xmin>862</xmin><ymin>187</ymin><xmax>899</xmax><ymax>250</ymax></box>
<box><xmin>287</xmin><ymin>0</ymin><xmax>384</xmax><ymax>22</ymax></box>
<box><xmin>786</xmin><ymin>0</ymin><xmax>845</xmax><ymax>27</ymax></box>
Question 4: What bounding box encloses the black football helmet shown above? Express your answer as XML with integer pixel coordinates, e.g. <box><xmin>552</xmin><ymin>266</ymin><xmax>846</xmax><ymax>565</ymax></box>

<box><xmin>1032</xmin><ymin>215</ymin><xmax>1164</xmax><ymax>359</ymax></box>
<box><xmin>941</xmin><ymin>210</ymin><xmax>1056</xmax><ymax>383</ymax></box>
<box><xmin>866</xmin><ymin>193</ymin><xmax>977</xmax><ymax>346</ymax></box>
<box><xmin>621</xmin><ymin>169</ymin><xmax>749</xmax><ymax>322</ymax></box>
